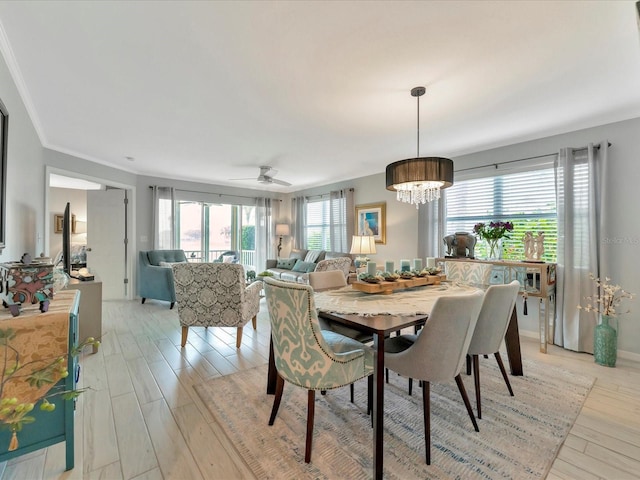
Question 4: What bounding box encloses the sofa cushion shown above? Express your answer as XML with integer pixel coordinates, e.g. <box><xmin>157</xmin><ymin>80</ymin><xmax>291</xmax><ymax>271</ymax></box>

<box><xmin>276</xmin><ymin>258</ymin><xmax>297</xmax><ymax>270</ymax></box>
<box><xmin>289</xmin><ymin>249</ymin><xmax>308</xmax><ymax>261</ymax></box>
<box><xmin>292</xmin><ymin>260</ymin><xmax>316</xmax><ymax>273</ymax></box>
<box><xmin>304</xmin><ymin>250</ymin><xmax>323</xmax><ymax>263</ymax></box>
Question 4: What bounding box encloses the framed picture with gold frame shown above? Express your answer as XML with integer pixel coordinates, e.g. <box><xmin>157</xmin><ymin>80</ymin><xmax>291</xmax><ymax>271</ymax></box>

<box><xmin>355</xmin><ymin>202</ymin><xmax>386</xmax><ymax>244</ymax></box>
<box><xmin>54</xmin><ymin>213</ymin><xmax>76</xmax><ymax>234</ymax></box>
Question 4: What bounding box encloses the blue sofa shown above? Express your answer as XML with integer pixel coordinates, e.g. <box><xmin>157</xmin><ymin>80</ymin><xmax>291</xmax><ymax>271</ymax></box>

<box><xmin>138</xmin><ymin>250</ymin><xmax>188</xmax><ymax>309</ymax></box>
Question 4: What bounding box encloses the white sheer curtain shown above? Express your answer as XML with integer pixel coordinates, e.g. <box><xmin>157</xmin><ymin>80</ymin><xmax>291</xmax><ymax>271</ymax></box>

<box><xmin>329</xmin><ymin>188</ymin><xmax>354</xmax><ymax>252</ymax></box>
<box><xmin>255</xmin><ymin>197</ymin><xmax>274</xmax><ymax>272</ymax></box>
<box><xmin>418</xmin><ymin>195</ymin><xmax>446</xmax><ymax>258</ymax></box>
<box><xmin>151</xmin><ymin>186</ymin><xmax>175</xmax><ymax>249</ymax></box>
<box><xmin>291</xmin><ymin>196</ymin><xmax>306</xmax><ymax>249</ymax></box>
<box><xmin>554</xmin><ymin>142</ymin><xmax>609</xmax><ymax>352</ymax></box>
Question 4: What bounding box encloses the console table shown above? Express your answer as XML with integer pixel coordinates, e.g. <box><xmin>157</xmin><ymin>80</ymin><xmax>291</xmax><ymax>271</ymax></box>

<box><xmin>0</xmin><ymin>290</ymin><xmax>79</xmax><ymax>469</ymax></box>
<box><xmin>438</xmin><ymin>258</ymin><xmax>557</xmax><ymax>353</ymax></box>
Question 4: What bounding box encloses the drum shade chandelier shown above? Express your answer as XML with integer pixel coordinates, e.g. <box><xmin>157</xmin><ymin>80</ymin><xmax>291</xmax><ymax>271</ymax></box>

<box><xmin>386</xmin><ymin>86</ymin><xmax>454</xmax><ymax>208</ymax></box>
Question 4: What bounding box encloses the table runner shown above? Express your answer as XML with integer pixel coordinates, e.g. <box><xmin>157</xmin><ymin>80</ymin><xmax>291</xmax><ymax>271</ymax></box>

<box><xmin>314</xmin><ymin>282</ymin><xmax>480</xmax><ymax>316</ymax></box>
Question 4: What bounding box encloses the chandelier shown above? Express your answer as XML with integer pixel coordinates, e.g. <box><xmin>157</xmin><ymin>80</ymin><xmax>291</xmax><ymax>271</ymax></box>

<box><xmin>385</xmin><ymin>86</ymin><xmax>454</xmax><ymax>208</ymax></box>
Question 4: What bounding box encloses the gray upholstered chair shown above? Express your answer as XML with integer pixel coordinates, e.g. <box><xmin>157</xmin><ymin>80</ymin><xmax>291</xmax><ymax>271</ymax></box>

<box><xmin>467</xmin><ymin>280</ymin><xmax>520</xmax><ymax>419</ymax></box>
<box><xmin>171</xmin><ymin>263</ymin><xmax>261</xmax><ymax>348</ymax></box>
<box><xmin>263</xmin><ymin>277</ymin><xmax>373</xmax><ymax>463</ymax></box>
<box><xmin>138</xmin><ymin>249</ymin><xmax>188</xmax><ymax>309</ymax></box>
<box><xmin>384</xmin><ymin>291</ymin><xmax>484</xmax><ymax>465</ymax></box>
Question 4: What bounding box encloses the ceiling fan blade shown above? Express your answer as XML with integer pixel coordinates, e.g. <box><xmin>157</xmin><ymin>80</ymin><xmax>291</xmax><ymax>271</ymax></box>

<box><xmin>228</xmin><ymin>177</ymin><xmax>255</xmax><ymax>181</ymax></box>
<box><xmin>270</xmin><ymin>177</ymin><xmax>292</xmax><ymax>187</ymax></box>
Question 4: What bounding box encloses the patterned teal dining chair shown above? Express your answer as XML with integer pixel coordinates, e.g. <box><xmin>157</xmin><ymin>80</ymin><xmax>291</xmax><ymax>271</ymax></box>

<box><xmin>444</xmin><ymin>261</ymin><xmax>493</xmax><ymax>287</ymax></box>
<box><xmin>263</xmin><ymin>276</ymin><xmax>374</xmax><ymax>463</ymax></box>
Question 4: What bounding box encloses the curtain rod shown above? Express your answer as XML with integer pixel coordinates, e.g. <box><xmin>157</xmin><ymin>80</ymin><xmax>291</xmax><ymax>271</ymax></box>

<box><xmin>455</xmin><ymin>142</ymin><xmax>612</xmax><ymax>173</ymax></box>
<box><xmin>148</xmin><ymin>185</ymin><xmax>282</xmax><ymax>201</ymax></box>
<box><xmin>304</xmin><ymin>187</ymin><xmax>355</xmax><ymax>201</ymax></box>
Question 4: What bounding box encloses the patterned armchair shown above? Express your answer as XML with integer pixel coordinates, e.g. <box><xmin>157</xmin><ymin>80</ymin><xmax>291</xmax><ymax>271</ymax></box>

<box><xmin>263</xmin><ymin>277</ymin><xmax>373</xmax><ymax>463</ymax></box>
<box><xmin>314</xmin><ymin>257</ymin><xmax>352</xmax><ymax>278</ymax></box>
<box><xmin>171</xmin><ymin>263</ymin><xmax>261</xmax><ymax>348</ymax></box>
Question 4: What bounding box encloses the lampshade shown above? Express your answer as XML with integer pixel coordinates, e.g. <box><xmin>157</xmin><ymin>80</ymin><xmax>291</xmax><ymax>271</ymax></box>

<box><xmin>349</xmin><ymin>235</ymin><xmax>376</xmax><ymax>255</ymax></box>
<box><xmin>275</xmin><ymin>224</ymin><xmax>290</xmax><ymax>236</ymax></box>
<box><xmin>386</xmin><ymin>86</ymin><xmax>454</xmax><ymax>208</ymax></box>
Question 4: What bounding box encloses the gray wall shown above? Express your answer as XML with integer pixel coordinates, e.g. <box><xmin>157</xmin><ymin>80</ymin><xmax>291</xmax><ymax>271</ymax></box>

<box><xmin>0</xmin><ymin>45</ymin><xmax>45</xmax><ymax>260</ymax></box>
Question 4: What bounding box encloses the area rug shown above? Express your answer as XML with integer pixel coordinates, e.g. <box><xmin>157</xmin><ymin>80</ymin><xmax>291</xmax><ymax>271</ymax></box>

<box><xmin>194</xmin><ymin>358</ymin><xmax>593</xmax><ymax>479</ymax></box>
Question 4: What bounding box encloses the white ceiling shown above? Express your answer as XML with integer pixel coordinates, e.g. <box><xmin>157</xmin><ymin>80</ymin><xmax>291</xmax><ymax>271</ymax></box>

<box><xmin>1</xmin><ymin>1</ymin><xmax>639</xmax><ymax>193</ymax></box>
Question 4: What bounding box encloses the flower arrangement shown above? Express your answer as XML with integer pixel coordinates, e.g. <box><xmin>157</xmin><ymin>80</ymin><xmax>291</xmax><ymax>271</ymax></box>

<box><xmin>473</xmin><ymin>221</ymin><xmax>514</xmax><ymax>241</ymax></box>
<box><xmin>577</xmin><ymin>273</ymin><xmax>635</xmax><ymax>317</ymax></box>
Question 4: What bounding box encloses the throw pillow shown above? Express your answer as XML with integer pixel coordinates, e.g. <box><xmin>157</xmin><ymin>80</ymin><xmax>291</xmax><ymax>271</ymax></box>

<box><xmin>304</xmin><ymin>250</ymin><xmax>323</xmax><ymax>263</ymax></box>
<box><xmin>276</xmin><ymin>258</ymin><xmax>297</xmax><ymax>270</ymax></box>
<box><xmin>292</xmin><ymin>260</ymin><xmax>316</xmax><ymax>273</ymax></box>
<box><xmin>222</xmin><ymin>255</ymin><xmax>235</xmax><ymax>263</ymax></box>
<box><xmin>159</xmin><ymin>261</ymin><xmax>180</xmax><ymax>268</ymax></box>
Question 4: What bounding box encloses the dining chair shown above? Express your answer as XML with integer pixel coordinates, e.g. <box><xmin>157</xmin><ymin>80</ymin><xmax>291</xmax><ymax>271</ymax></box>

<box><xmin>467</xmin><ymin>280</ymin><xmax>520</xmax><ymax>419</ymax></box>
<box><xmin>384</xmin><ymin>291</ymin><xmax>484</xmax><ymax>465</ymax></box>
<box><xmin>309</xmin><ymin>269</ymin><xmax>373</xmax><ymax>404</ymax></box>
<box><xmin>263</xmin><ymin>276</ymin><xmax>374</xmax><ymax>463</ymax></box>
<box><xmin>444</xmin><ymin>261</ymin><xmax>493</xmax><ymax>286</ymax></box>
<box><xmin>171</xmin><ymin>262</ymin><xmax>262</xmax><ymax>348</ymax></box>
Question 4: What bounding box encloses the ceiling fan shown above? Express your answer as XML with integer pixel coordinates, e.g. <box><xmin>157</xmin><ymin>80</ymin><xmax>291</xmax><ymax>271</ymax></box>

<box><xmin>230</xmin><ymin>166</ymin><xmax>292</xmax><ymax>186</ymax></box>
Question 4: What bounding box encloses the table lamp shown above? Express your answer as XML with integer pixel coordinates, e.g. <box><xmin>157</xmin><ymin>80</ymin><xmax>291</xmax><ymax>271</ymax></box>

<box><xmin>349</xmin><ymin>235</ymin><xmax>376</xmax><ymax>270</ymax></box>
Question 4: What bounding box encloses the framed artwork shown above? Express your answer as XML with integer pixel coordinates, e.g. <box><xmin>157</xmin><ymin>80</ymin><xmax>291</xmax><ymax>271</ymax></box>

<box><xmin>355</xmin><ymin>202</ymin><xmax>386</xmax><ymax>244</ymax></box>
<box><xmin>54</xmin><ymin>213</ymin><xmax>76</xmax><ymax>234</ymax></box>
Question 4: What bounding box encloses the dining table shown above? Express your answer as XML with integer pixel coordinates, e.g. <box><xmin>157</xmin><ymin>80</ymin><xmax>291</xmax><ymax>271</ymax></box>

<box><xmin>265</xmin><ymin>281</ymin><xmax>523</xmax><ymax>480</ymax></box>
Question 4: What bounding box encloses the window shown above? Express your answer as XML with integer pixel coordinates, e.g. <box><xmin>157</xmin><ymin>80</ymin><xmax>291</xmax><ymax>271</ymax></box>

<box><xmin>445</xmin><ymin>168</ymin><xmax>557</xmax><ymax>262</ymax></box>
<box><xmin>304</xmin><ymin>196</ymin><xmax>348</xmax><ymax>251</ymax></box>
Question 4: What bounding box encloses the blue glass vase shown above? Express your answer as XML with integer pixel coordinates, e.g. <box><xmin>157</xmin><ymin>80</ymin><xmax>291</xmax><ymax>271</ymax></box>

<box><xmin>594</xmin><ymin>315</ymin><xmax>617</xmax><ymax>367</ymax></box>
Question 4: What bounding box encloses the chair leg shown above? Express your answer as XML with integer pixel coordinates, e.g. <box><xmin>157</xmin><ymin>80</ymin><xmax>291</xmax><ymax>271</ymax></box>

<box><xmin>252</xmin><ymin>315</ymin><xmax>257</xmax><ymax>330</ymax></box>
<box><xmin>181</xmin><ymin>326</ymin><xmax>188</xmax><ymax>347</ymax></box>
<box><xmin>472</xmin><ymin>354</ymin><xmax>482</xmax><ymax>419</ymax></box>
<box><xmin>305</xmin><ymin>390</ymin><xmax>315</xmax><ymax>463</ymax></box>
<box><xmin>494</xmin><ymin>352</ymin><xmax>514</xmax><ymax>396</ymax></box>
<box><xmin>236</xmin><ymin>326</ymin><xmax>243</xmax><ymax>348</ymax></box>
<box><xmin>367</xmin><ymin>375</ymin><xmax>373</xmax><ymax>417</ymax></box>
<box><xmin>466</xmin><ymin>353</ymin><xmax>472</xmax><ymax>375</ymax></box>
<box><xmin>455</xmin><ymin>374</ymin><xmax>479</xmax><ymax>432</ymax></box>
<box><xmin>268</xmin><ymin>374</ymin><xmax>285</xmax><ymax>425</ymax></box>
<box><xmin>385</xmin><ymin>368</ymin><xmax>389</xmax><ymax>383</ymax></box>
<box><xmin>170</xmin><ymin>302</ymin><xmax>175</xmax><ymax>309</ymax></box>
<box><xmin>408</xmin><ymin>378</ymin><xmax>413</xmax><ymax>396</ymax></box>
<box><xmin>422</xmin><ymin>380</ymin><xmax>431</xmax><ymax>465</ymax></box>
<box><xmin>350</xmin><ymin>383</ymin><xmax>354</xmax><ymax>403</ymax></box>
<box><xmin>141</xmin><ymin>298</ymin><xmax>146</xmax><ymax>304</ymax></box>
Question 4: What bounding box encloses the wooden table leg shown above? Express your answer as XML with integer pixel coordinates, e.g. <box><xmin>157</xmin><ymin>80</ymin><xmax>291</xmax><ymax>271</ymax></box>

<box><xmin>267</xmin><ymin>337</ymin><xmax>277</xmax><ymax>394</ymax></box>
<box><xmin>504</xmin><ymin>305</ymin><xmax>523</xmax><ymax>376</ymax></box>
<box><xmin>373</xmin><ymin>332</ymin><xmax>385</xmax><ymax>480</ymax></box>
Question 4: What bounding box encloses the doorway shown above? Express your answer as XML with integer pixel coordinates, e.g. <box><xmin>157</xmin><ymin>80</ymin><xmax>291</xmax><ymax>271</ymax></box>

<box><xmin>45</xmin><ymin>167</ymin><xmax>136</xmax><ymax>300</ymax></box>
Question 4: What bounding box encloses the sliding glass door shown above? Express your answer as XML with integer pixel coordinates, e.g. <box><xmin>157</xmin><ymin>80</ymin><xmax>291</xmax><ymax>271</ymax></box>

<box><xmin>176</xmin><ymin>201</ymin><xmax>256</xmax><ymax>269</ymax></box>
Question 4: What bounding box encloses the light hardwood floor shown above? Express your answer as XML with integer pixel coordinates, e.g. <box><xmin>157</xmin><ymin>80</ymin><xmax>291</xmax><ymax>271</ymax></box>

<box><xmin>0</xmin><ymin>298</ymin><xmax>638</xmax><ymax>479</ymax></box>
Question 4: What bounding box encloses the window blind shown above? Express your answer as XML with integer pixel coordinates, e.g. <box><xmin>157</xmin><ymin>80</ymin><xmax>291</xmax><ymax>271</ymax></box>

<box><xmin>445</xmin><ymin>167</ymin><xmax>558</xmax><ymax>261</ymax></box>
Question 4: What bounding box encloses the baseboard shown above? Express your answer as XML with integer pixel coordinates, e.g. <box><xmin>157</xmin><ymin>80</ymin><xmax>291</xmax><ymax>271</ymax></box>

<box><xmin>519</xmin><ymin>329</ymin><xmax>640</xmax><ymax>363</ymax></box>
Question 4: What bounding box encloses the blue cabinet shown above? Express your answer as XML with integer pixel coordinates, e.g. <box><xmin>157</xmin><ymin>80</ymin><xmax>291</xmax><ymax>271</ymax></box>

<box><xmin>0</xmin><ymin>290</ymin><xmax>80</xmax><ymax>470</ymax></box>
